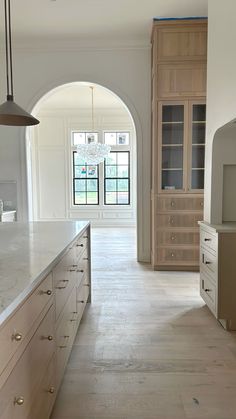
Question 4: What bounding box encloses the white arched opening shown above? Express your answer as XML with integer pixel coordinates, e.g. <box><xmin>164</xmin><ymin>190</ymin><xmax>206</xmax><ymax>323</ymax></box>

<box><xmin>26</xmin><ymin>81</ymin><xmax>138</xmax><ymax>237</ymax></box>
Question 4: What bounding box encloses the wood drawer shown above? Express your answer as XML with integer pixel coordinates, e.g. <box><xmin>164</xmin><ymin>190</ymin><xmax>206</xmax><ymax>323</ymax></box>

<box><xmin>56</xmin><ymin>288</ymin><xmax>77</xmax><ymax>385</ymax></box>
<box><xmin>157</xmin><ymin>213</ymin><xmax>202</xmax><ymax>228</ymax></box>
<box><xmin>157</xmin><ymin>196</ymin><xmax>204</xmax><ymax>212</ymax></box>
<box><xmin>200</xmin><ymin>273</ymin><xmax>217</xmax><ymax>316</ymax></box>
<box><xmin>75</xmin><ymin>247</ymin><xmax>89</xmax><ymax>287</ymax></box>
<box><xmin>157</xmin><ymin>247</ymin><xmax>199</xmax><ymax>265</ymax></box>
<box><xmin>0</xmin><ymin>273</ymin><xmax>53</xmax><ymax>377</ymax></box>
<box><xmin>157</xmin><ymin>231</ymin><xmax>199</xmax><ymax>246</ymax></box>
<box><xmin>200</xmin><ymin>228</ymin><xmax>218</xmax><ymax>254</ymax></box>
<box><xmin>75</xmin><ymin>230</ymin><xmax>89</xmax><ymax>260</ymax></box>
<box><xmin>27</xmin><ymin>354</ymin><xmax>56</xmax><ymax>419</ymax></box>
<box><xmin>0</xmin><ymin>304</ymin><xmax>55</xmax><ymax>419</ymax></box>
<box><xmin>53</xmin><ymin>249</ymin><xmax>76</xmax><ymax>320</ymax></box>
<box><xmin>200</xmin><ymin>247</ymin><xmax>217</xmax><ymax>282</ymax></box>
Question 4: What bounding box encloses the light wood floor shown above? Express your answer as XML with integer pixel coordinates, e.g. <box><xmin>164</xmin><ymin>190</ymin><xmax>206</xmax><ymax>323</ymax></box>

<box><xmin>51</xmin><ymin>228</ymin><xmax>236</xmax><ymax>419</ymax></box>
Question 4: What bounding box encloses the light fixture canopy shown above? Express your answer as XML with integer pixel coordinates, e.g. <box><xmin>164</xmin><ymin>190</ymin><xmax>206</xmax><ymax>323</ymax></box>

<box><xmin>0</xmin><ymin>0</ymin><xmax>39</xmax><ymax>126</ymax></box>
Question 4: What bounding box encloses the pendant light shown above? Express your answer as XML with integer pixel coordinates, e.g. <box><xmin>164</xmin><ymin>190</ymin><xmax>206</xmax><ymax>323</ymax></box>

<box><xmin>77</xmin><ymin>86</ymin><xmax>110</xmax><ymax>164</ymax></box>
<box><xmin>0</xmin><ymin>0</ymin><xmax>39</xmax><ymax>126</ymax></box>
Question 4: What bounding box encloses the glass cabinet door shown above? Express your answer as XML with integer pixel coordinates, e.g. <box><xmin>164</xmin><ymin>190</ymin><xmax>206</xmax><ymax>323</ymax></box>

<box><xmin>190</xmin><ymin>103</ymin><xmax>206</xmax><ymax>190</ymax></box>
<box><xmin>161</xmin><ymin>104</ymin><xmax>184</xmax><ymax>191</ymax></box>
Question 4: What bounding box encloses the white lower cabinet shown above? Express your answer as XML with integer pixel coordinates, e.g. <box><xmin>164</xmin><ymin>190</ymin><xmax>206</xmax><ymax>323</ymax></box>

<box><xmin>0</xmin><ymin>224</ymin><xmax>91</xmax><ymax>419</ymax></box>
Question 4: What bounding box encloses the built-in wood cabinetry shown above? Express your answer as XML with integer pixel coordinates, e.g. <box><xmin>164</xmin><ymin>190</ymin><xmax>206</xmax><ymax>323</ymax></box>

<box><xmin>151</xmin><ymin>18</ymin><xmax>207</xmax><ymax>270</ymax></box>
<box><xmin>0</xmin><ymin>225</ymin><xmax>91</xmax><ymax>419</ymax></box>
<box><xmin>199</xmin><ymin>221</ymin><xmax>236</xmax><ymax>331</ymax></box>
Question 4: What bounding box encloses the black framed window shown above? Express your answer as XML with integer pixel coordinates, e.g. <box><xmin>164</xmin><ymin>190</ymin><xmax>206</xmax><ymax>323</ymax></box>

<box><xmin>73</xmin><ymin>151</ymin><xmax>99</xmax><ymax>205</ymax></box>
<box><xmin>104</xmin><ymin>151</ymin><xmax>130</xmax><ymax>205</ymax></box>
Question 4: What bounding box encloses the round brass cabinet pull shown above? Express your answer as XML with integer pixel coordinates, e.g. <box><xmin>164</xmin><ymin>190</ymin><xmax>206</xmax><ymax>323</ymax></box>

<box><xmin>14</xmin><ymin>396</ymin><xmax>24</xmax><ymax>406</ymax></box>
<box><xmin>47</xmin><ymin>335</ymin><xmax>53</xmax><ymax>341</ymax></box>
<box><xmin>171</xmin><ymin>253</ymin><xmax>175</xmax><ymax>257</ymax></box>
<box><xmin>48</xmin><ymin>386</ymin><xmax>55</xmax><ymax>394</ymax></box>
<box><xmin>46</xmin><ymin>290</ymin><xmax>52</xmax><ymax>296</ymax></box>
<box><xmin>171</xmin><ymin>235</ymin><xmax>175</xmax><ymax>241</ymax></box>
<box><xmin>171</xmin><ymin>201</ymin><xmax>175</xmax><ymax>207</ymax></box>
<box><xmin>13</xmin><ymin>332</ymin><xmax>23</xmax><ymax>342</ymax></box>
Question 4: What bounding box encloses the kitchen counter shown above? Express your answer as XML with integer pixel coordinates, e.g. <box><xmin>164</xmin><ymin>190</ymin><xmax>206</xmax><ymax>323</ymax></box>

<box><xmin>0</xmin><ymin>220</ymin><xmax>89</xmax><ymax>326</ymax></box>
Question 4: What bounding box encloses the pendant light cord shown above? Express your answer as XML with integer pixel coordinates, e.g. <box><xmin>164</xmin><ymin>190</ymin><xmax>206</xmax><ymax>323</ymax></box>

<box><xmin>4</xmin><ymin>0</ymin><xmax>13</xmax><ymax>99</ymax></box>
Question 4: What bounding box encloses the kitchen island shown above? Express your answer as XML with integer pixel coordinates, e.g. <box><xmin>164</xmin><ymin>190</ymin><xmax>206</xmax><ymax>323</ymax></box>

<box><xmin>0</xmin><ymin>221</ymin><xmax>91</xmax><ymax>418</ymax></box>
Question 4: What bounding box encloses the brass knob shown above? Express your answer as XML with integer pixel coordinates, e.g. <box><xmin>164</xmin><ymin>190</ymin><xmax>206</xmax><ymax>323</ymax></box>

<box><xmin>15</xmin><ymin>396</ymin><xmax>24</xmax><ymax>406</ymax></box>
<box><xmin>47</xmin><ymin>335</ymin><xmax>53</xmax><ymax>341</ymax></box>
<box><xmin>171</xmin><ymin>253</ymin><xmax>175</xmax><ymax>257</ymax></box>
<box><xmin>171</xmin><ymin>201</ymin><xmax>175</xmax><ymax>207</ymax></box>
<box><xmin>46</xmin><ymin>290</ymin><xmax>52</xmax><ymax>296</ymax></box>
<box><xmin>48</xmin><ymin>386</ymin><xmax>55</xmax><ymax>394</ymax></box>
<box><xmin>170</xmin><ymin>218</ymin><xmax>174</xmax><ymax>225</ymax></box>
<box><xmin>13</xmin><ymin>332</ymin><xmax>23</xmax><ymax>342</ymax></box>
<box><xmin>171</xmin><ymin>235</ymin><xmax>175</xmax><ymax>241</ymax></box>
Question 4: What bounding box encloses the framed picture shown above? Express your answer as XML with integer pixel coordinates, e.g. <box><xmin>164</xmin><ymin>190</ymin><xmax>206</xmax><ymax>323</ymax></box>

<box><xmin>117</xmin><ymin>133</ymin><xmax>129</xmax><ymax>145</ymax></box>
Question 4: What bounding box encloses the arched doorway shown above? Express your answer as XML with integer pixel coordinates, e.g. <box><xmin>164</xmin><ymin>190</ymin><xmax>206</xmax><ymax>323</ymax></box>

<box><xmin>26</xmin><ymin>81</ymin><xmax>137</xmax><ymax>232</ymax></box>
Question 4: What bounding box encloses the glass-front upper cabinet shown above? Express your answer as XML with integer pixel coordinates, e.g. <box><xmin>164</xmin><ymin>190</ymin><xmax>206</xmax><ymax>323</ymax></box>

<box><xmin>160</xmin><ymin>104</ymin><xmax>184</xmax><ymax>191</ymax></box>
<box><xmin>190</xmin><ymin>102</ymin><xmax>206</xmax><ymax>191</ymax></box>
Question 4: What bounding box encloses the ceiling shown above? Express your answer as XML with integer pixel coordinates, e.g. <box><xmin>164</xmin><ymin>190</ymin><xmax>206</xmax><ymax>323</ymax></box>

<box><xmin>37</xmin><ymin>83</ymin><xmax>128</xmax><ymax>112</ymax></box>
<box><xmin>0</xmin><ymin>0</ymin><xmax>208</xmax><ymax>45</ymax></box>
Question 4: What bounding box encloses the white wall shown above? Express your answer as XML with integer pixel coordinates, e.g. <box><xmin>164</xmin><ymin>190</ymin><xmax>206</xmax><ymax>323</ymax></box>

<box><xmin>205</xmin><ymin>0</ymin><xmax>236</xmax><ymax>223</ymax></box>
<box><xmin>31</xmin><ymin>107</ymin><xmax>136</xmax><ymax>226</ymax></box>
<box><xmin>0</xmin><ymin>45</ymin><xmax>151</xmax><ymax>262</ymax></box>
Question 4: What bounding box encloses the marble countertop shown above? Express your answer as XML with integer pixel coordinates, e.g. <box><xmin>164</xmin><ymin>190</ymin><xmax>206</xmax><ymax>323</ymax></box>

<box><xmin>199</xmin><ymin>221</ymin><xmax>236</xmax><ymax>232</ymax></box>
<box><xmin>0</xmin><ymin>220</ymin><xmax>89</xmax><ymax>326</ymax></box>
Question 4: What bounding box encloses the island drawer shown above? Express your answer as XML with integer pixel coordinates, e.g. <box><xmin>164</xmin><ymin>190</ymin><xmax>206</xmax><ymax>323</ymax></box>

<box><xmin>74</xmin><ymin>230</ymin><xmax>89</xmax><ymax>260</ymax></box>
<box><xmin>0</xmin><ymin>272</ymin><xmax>53</xmax><ymax>377</ymax></box>
<box><xmin>27</xmin><ymin>354</ymin><xmax>56</xmax><ymax>419</ymax></box>
<box><xmin>0</xmin><ymin>304</ymin><xmax>55</xmax><ymax>419</ymax></box>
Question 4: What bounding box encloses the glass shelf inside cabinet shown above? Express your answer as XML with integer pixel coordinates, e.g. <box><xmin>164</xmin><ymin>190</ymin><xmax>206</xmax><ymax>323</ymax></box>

<box><xmin>161</xmin><ymin>105</ymin><xmax>184</xmax><ymax>190</ymax></box>
<box><xmin>191</xmin><ymin>104</ymin><xmax>206</xmax><ymax>190</ymax></box>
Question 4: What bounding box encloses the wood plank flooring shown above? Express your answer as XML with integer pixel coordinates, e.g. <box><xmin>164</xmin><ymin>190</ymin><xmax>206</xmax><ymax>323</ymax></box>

<box><xmin>51</xmin><ymin>227</ymin><xmax>236</xmax><ymax>419</ymax></box>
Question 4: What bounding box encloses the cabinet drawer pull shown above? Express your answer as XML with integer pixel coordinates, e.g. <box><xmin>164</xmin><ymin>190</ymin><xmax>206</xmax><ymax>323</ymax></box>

<box><xmin>171</xmin><ymin>253</ymin><xmax>175</xmax><ymax>257</ymax></box>
<box><xmin>76</xmin><ymin>244</ymin><xmax>84</xmax><ymax>247</ymax></box>
<box><xmin>78</xmin><ymin>300</ymin><xmax>85</xmax><ymax>303</ymax></box>
<box><xmin>59</xmin><ymin>345</ymin><xmax>67</xmax><ymax>349</ymax></box>
<box><xmin>56</xmin><ymin>285</ymin><xmax>67</xmax><ymax>289</ymax></box>
<box><xmin>46</xmin><ymin>289</ymin><xmax>52</xmax><ymax>296</ymax></box>
<box><xmin>77</xmin><ymin>269</ymin><xmax>84</xmax><ymax>273</ymax></box>
<box><xmin>204</xmin><ymin>238</ymin><xmax>211</xmax><ymax>242</ymax></box>
<box><xmin>71</xmin><ymin>264</ymin><xmax>78</xmax><ymax>267</ymax></box>
<box><xmin>171</xmin><ymin>201</ymin><xmax>175</xmax><ymax>207</ymax></box>
<box><xmin>205</xmin><ymin>288</ymin><xmax>211</xmax><ymax>292</ymax></box>
<box><xmin>83</xmin><ymin>235</ymin><xmax>88</xmax><ymax>239</ymax></box>
<box><xmin>12</xmin><ymin>332</ymin><xmax>23</xmax><ymax>342</ymax></box>
<box><xmin>170</xmin><ymin>217</ymin><xmax>174</xmax><ymax>225</ymax></box>
<box><xmin>14</xmin><ymin>396</ymin><xmax>24</xmax><ymax>406</ymax></box>
<box><xmin>83</xmin><ymin>257</ymin><xmax>89</xmax><ymax>260</ymax></box>
<box><xmin>48</xmin><ymin>386</ymin><xmax>55</xmax><ymax>394</ymax></box>
<box><xmin>205</xmin><ymin>261</ymin><xmax>212</xmax><ymax>265</ymax></box>
<box><xmin>47</xmin><ymin>335</ymin><xmax>53</xmax><ymax>341</ymax></box>
<box><xmin>171</xmin><ymin>235</ymin><xmax>175</xmax><ymax>241</ymax></box>
<box><xmin>69</xmin><ymin>269</ymin><xmax>76</xmax><ymax>272</ymax></box>
<box><xmin>70</xmin><ymin>319</ymin><xmax>77</xmax><ymax>322</ymax></box>
<box><xmin>200</xmin><ymin>201</ymin><xmax>203</xmax><ymax>207</ymax></box>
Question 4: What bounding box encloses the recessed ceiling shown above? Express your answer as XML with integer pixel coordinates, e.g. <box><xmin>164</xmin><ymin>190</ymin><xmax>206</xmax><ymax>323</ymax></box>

<box><xmin>0</xmin><ymin>0</ymin><xmax>208</xmax><ymax>45</ymax></box>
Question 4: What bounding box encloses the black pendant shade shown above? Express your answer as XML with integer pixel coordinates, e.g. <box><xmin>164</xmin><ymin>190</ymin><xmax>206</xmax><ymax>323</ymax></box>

<box><xmin>0</xmin><ymin>0</ymin><xmax>40</xmax><ymax>126</ymax></box>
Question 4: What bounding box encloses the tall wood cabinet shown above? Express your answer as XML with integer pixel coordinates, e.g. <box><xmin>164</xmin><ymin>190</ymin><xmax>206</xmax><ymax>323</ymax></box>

<box><xmin>151</xmin><ymin>18</ymin><xmax>207</xmax><ymax>270</ymax></box>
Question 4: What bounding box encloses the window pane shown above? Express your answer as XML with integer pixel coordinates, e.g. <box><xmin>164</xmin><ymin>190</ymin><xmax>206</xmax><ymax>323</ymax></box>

<box><xmin>105</xmin><ymin>179</ymin><xmax>116</xmax><ymax>191</ymax></box>
<box><xmin>105</xmin><ymin>166</ymin><xmax>117</xmax><ymax>177</ymax></box>
<box><xmin>118</xmin><ymin>152</ymin><xmax>129</xmax><ymax>165</ymax></box>
<box><xmin>74</xmin><ymin>192</ymin><xmax>86</xmax><ymax>204</ymax></box>
<box><xmin>74</xmin><ymin>153</ymin><xmax>85</xmax><ymax>165</ymax></box>
<box><xmin>73</xmin><ymin>132</ymin><xmax>85</xmax><ymax>145</ymax></box>
<box><xmin>118</xmin><ymin>192</ymin><xmax>129</xmax><ymax>204</ymax></box>
<box><xmin>104</xmin><ymin>132</ymin><xmax>117</xmax><ymax>145</ymax></box>
<box><xmin>86</xmin><ymin>132</ymin><xmax>98</xmax><ymax>144</ymax></box>
<box><xmin>118</xmin><ymin>179</ymin><xmax>129</xmax><ymax>191</ymax></box>
<box><xmin>87</xmin><ymin>192</ymin><xmax>98</xmax><ymax>204</ymax></box>
<box><xmin>74</xmin><ymin>166</ymin><xmax>87</xmax><ymax>178</ymax></box>
<box><xmin>87</xmin><ymin>165</ymin><xmax>98</xmax><ymax>177</ymax></box>
<box><xmin>117</xmin><ymin>166</ymin><xmax>129</xmax><ymax>177</ymax></box>
<box><xmin>74</xmin><ymin>179</ymin><xmax>86</xmax><ymax>191</ymax></box>
<box><xmin>105</xmin><ymin>192</ymin><xmax>116</xmax><ymax>204</ymax></box>
<box><xmin>106</xmin><ymin>154</ymin><xmax>117</xmax><ymax>165</ymax></box>
<box><xmin>87</xmin><ymin>179</ymin><xmax>98</xmax><ymax>192</ymax></box>
<box><xmin>117</xmin><ymin>132</ymin><xmax>129</xmax><ymax>145</ymax></box>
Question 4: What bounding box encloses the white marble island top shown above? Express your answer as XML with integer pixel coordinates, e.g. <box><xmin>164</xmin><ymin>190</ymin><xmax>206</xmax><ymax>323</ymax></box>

<box><xmin>0</xmin><ymin>220</ymin><xmax>89</xmax><ymax>326</ymax></box>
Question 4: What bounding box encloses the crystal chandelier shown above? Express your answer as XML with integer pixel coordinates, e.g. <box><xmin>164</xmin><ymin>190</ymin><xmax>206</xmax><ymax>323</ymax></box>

<box><xmin>77</xmin><ymin>86</ymin><xmax>110</xmax><ymax>164</ymax></box>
